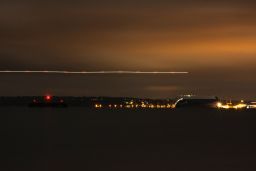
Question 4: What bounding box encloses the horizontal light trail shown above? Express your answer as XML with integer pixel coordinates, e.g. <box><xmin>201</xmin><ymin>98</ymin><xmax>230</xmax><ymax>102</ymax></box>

<box><xmin>0</xmin><ymin>70</ymin><xmax>189</xmax><ymax>74</ymax></box>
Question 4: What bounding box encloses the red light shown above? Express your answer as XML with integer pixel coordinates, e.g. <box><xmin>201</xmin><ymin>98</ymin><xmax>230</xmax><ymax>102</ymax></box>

<box><xmin>45</xmin><ymin>95</ymin><xmax>52</xmax><ymax>101</ymax></box>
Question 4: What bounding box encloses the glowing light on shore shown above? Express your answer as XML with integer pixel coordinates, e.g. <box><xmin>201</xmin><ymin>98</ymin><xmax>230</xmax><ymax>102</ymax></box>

<box><xmin>217</xmin><ymin>102</ymin><xmax>222</xmax><ymax>108</ymax></box>
<box><xmin>217</xmin><ymin>100</ymin><xmax>247</xmax><ymax>110</ymax></box>
<box><xmin>45</xmin><ymin>95</ymin><xmax>52</xmax><ymax>101</ymax></box>
<box><xmin>0</xmin><ymin>70</ymin><xmax>189</xmax><ymax>74</ymax></box>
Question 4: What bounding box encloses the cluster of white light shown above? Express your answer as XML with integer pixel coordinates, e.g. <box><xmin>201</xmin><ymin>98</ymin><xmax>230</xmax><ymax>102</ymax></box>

<box><xmin>246</xmin><ymin>102</ymin><xmax>256</xmax><ymax>109</ymax></box>
<box><xmin>217</xmin><ymin>101</ymin><xmax>248</xmax><ymax>109</ymax></box>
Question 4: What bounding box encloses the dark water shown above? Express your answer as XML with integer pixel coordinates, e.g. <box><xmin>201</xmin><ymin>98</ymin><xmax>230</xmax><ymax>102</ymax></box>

<box><xmin>2</xmin><ymin>107</ymin><xmax>256</xmax><ymax>171</ymax></box>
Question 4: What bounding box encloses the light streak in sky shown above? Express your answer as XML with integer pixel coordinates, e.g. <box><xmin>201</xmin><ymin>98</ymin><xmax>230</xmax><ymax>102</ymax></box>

<box><xmin>0</xmin><ymin>70</ymin><xmax>189</xmax><ymax>74</ymax></box>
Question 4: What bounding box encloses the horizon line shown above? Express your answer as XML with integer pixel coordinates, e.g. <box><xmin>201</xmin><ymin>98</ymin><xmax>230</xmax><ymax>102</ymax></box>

<box><xmin>0</xmin><ymin>70</ymin><xmax>189</xmax><ymax>74</ymax></box>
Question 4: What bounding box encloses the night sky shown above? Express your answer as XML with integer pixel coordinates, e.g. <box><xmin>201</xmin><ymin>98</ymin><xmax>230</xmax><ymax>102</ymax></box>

<box><xmin>0</xmin><ymin>0</ymin><xmax>256</xmax><ymax>99</ymax></box>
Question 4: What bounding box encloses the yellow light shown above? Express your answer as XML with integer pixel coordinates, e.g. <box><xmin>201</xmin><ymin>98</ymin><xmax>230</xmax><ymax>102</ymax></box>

<box><xmin>95</xmin><ymin>104</ymin><xmax>102</xmax><ymax>108</ymax></box>
<box><xmin>141</xmin><ymin>104</ymin><xmax>147</xmax><ymax>108</ymax></box>
<box><xmin>221</xmin><ymin>105</ymin><xmax>230</xmax><ymax>109</ymax></box>
<box><xmin>149</xmin><ymin>104</ymin><xmax>155</xmax><ymax>108</ymax></box>
<box><xmin>126</xmin><ymin>105</ymin><xmax>131</xmax><ymax>108</ymax></box>
<box><xmin>161</xmin><ymin>105</ymin><xmax>166</xmax><ymax>108</ymax></box>
<box><xmin>217</xmin><ymin>102</ymin><xmax>222</xmax><ymax>108</ymax></box>
<box><xmin>234</xmin><ymin>103</ymin><xmax>247</xmax><ymax>109</ymax></box>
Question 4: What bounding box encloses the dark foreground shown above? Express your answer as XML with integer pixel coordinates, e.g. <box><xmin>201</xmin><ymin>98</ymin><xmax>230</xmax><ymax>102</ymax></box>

<box><xmin>2</xmin><ymin>107</ymin><xmax>256</xmax><ymax>171</ymax></box>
